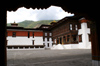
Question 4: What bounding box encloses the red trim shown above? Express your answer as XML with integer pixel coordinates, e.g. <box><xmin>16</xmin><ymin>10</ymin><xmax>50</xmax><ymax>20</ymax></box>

<box><xmin>80</xmin><ymin>19</ymin><xmax>88</xmax><ymax>23</ymax></box>
<box><xmin>7</xmin><ymin>31</ymin><xmax>43</xmax><ymax>36</ymax></box>
<box><xmin>34</xmin><ymin>32</ymin><xmax>43</xmax><ymax>36</ymax></box>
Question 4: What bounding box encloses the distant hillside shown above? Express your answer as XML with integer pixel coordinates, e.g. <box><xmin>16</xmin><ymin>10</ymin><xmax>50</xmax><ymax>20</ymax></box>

<box><xmin>7</xmin><ymin>20</ymin><xmax>59</xmax><ymax>28</ymax></box>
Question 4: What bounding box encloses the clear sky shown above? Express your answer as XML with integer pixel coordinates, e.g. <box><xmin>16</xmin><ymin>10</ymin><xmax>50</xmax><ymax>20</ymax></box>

<box><xmin>7</xmin><ymin>5</ymin><xmax>74</xmax><ymax>23</ymax></box>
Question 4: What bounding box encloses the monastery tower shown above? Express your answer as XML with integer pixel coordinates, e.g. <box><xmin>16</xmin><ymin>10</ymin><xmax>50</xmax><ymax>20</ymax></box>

<box><xmin>78</xmin><ymin>18</ymin><xmax>91</xmax><ymax>49</ymax></box>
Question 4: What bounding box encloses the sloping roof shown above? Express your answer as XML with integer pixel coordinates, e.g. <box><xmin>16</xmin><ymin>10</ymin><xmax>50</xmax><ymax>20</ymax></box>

<box><xmin>49</xmin><ymin>16</ymin><xmax>82</xmax><ymax>29</ymax></box>
<box><xmin>7</xmin><ymin>26</ymin><xmax>42</xmax><ymax>31</ymax></box>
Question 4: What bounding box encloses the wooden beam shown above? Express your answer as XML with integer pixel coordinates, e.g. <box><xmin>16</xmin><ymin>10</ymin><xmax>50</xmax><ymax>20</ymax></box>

<box><xmin>0</xmin><ymin>8</ymin><xmax>7</xmax><ymax>66</ymax></box>
<box><xmin>91</xmin><ymin>21</ymin><xmax>100</xmax><ymax>66</ymax></box>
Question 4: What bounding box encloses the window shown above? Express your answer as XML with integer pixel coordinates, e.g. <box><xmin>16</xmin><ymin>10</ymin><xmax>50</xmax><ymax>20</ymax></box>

<box><xmin>72</xmin><ymin>35</ymin><xmax>77</xmax><ymax>42</ymax></box>
<box><xmin>67</xmin><ymin>35</ymin><xmax>70</xmax><ymax>37</ymax></box>
<box><xmin>75</xmin><ymin>25</ymin><xmax>78</xmax><ymax>30</ymax></box>
<box><xmin>12</xmin><ymin>32</ymin><xmax>16</xmax><ymax>37</ymax></box>
<box><xmin>43</xmin><ymin>43</ymin><xmax>45</xmax><ymax>46</ymax></box>
<box><xmin>79</xmin><ymin>35</ymin><xmax>82</xmax><ymax>42</ymax></box>
<box><xmin>48</xmin><ymin>43</ymin><xmax>49</xmax><ymax>47</ymax></box>
<box><xmin>67</xmin><ymin>35</ymin><xmax>70</xmax><ymax>42</ymax></box>
<box><xmin>45</xmin><ymin>33</ymin><xmax>47</xmax><ymax>36</ymax></box>
<box><xmin>49</xmin><ymin>33</ymin><xmax>52</xmax><ymax>36</ymax></box>
<box><xmin>67</xmin><ymin>38</ymin><xmax>70</xmax><ymax>42</ymax></box>
<box><xmin>69</xmin><ymin>24</ymin><xmax>72</xmax><ymax>30</ymax></box>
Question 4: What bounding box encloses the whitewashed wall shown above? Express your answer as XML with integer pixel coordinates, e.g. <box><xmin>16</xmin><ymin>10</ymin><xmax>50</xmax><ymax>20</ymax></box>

<box><xmin>34</xmin><ymin>36</ymin><xmax>43</xmax><ymax>45</ymax></box>
<box><xmin>7</xmin><ymin>36</ymin><xmax>33</xmax><ymax>45</ymax></box>
<box><xmin>78</xmin><ymin>23</ymin><xmax>91</xmax><ymax>49</ymax></box>
<box><xmin>43</xmin><ymin>38</ymin><xmax>53</xmax><ymax>48</ymax></box>
<box><xmin>7</xmin><ymin>36</ymin><xmax>43</xmax><ymax>46</ymax></box>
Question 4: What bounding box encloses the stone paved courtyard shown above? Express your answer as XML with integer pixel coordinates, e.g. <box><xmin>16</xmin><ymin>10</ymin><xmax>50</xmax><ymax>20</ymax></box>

<box><xmin>7</xmin><ymin>49</ymin><xmax>92</xmax><ymax>66</ymax></box>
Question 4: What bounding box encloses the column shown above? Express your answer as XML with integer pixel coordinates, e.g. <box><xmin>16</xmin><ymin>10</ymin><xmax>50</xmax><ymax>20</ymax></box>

<box><xmin>0</xmin><ymin>8</ymin><xmax>7</xmax><ymax>66</ymax></box>
<box><xmin>59</xmin><ymin>37</ymin><xmax>60</xmax><ymax>44</ymax></box>
<box><xmin>91</xmin><ymin>20</ymin><xmax>100</xmax><ymax>66</ymax></box>
<box><xmin>66</xmin><ymin>35</ymin><xmax>67</xmax><ymax>43</ymax></box>
<box><xmin>70</xmin><ymin>34</ymin><xmax>72</xmax><ymax>43</ymax></box>
<box><xmin>56</xmin><ymin>37</ymin><xmax>57</xmax><ymax>45</ymax></box>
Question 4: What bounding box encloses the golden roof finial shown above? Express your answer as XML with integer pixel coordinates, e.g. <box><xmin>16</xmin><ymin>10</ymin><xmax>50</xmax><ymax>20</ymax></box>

<box><xmin>52</xmin><ymin>20</ymin><xmax>56</xmax><ymax>22</ymax></box>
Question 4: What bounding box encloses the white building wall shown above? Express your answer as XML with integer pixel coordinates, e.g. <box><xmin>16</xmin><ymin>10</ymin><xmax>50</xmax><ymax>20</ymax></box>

<box><xmin>43</xmin><ymin>38</ymin><xmax>53</xmax><ymax>48</ymax></box>
<box><xmin>7</xmin><ymin>36</ymin><xmax>43</xmax><ymax>46</ymax></box>
<box><xmin>34</xmin><ymin>36</ymin><xmax>43</xmax><ymax>45</ymax></box>
<box><xmin>7</xmin><ymin>36</ymin><xmax>34</xmax><ymax>45</ymax></box>
<box><xmin>78</xmin><ymin>22</ymin><xmax>91</xmax><ymax>49</ymax></box>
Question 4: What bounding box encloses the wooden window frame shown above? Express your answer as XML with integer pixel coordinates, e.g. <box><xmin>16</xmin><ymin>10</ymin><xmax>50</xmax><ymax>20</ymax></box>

<box><xmin>67</xmin><ymin>35</ymin><xmax>70</xmax><ymax>42</ymax></box>
<box><xmin>45</xmin><ymin>32</ymin><xmax>47</xmax><ymax>36</ymax></box>
<box><xmin>12</xmin><ymin>32</ymin><xmax>16</xmax><ymax>37</ymax></box>
<box><xmin>49</xmin><ymin>33</ymin><xmax>52</xmax><ymax>36</ymax></box>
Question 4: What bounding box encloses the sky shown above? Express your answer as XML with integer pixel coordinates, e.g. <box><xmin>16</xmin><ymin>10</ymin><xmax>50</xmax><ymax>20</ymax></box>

<box><xmin>7</xmin><ymin>6</ymin><xmax>74</xmax><ymax>23</ymax></box>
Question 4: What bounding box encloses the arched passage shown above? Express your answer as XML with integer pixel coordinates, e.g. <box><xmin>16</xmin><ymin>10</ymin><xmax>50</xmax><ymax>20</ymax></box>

<box><xmin>0</xmin><ymin>0</ymin><xmax>99</xmax><ymax>66</ymax></box>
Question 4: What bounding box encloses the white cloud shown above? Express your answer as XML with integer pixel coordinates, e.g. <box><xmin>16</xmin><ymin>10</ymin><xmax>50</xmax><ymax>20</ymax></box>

<box><xmin>7</xmin><ymin>6</ymin><xmax>74</xmax><ymax>23</ymax></box>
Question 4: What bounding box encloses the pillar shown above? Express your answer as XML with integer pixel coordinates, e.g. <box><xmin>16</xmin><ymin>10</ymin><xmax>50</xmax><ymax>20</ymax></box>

<box><xmin>0</xmin><ymin>8</ymin><xmax>7</xmax><ymax>66</ymax></box>
<box><xmin>59</xmin><ymin>37</ymin><xmax>60</xmax><ymax>44</ymax></box>
<box><xmin>70</xmin><ymin>34</ymin><xmax>72</xmax><ymax>43</ymax></box>
<box><xmin>91</xmin><ymin>20</ymin><xmax>100</xmax><ymax>66</ymax></box>
<box><xmin>66</xmin><ymin>35</ymin><xmax>67</xmax><ymax>43</ymax></box>
<box><xmin>62</xmin><ymin>36</ymin><xmax>64</xmax><ymax>45</ymax></box>
<box><xmin>56</xmin><ymin>37</ymin><xmax>57</xmax><ymax>45</ymax></box>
